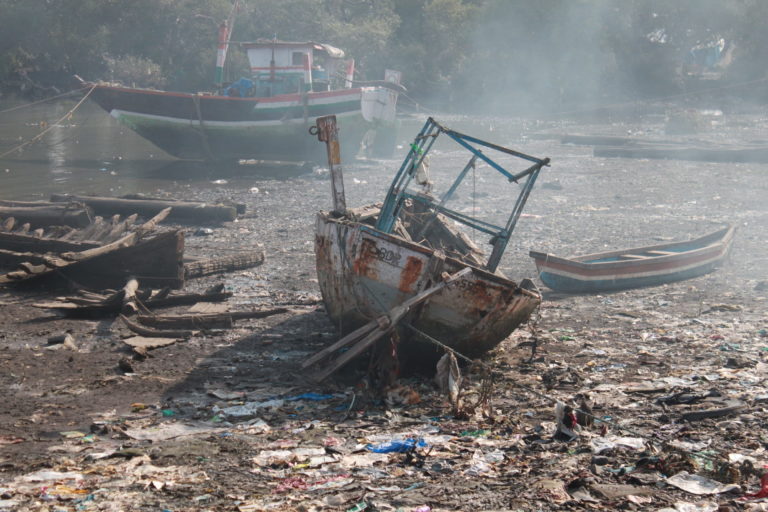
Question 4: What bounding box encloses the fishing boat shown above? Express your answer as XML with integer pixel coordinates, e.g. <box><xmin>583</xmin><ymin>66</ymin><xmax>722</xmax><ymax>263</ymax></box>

<box><xmin>80</xmin><ymin>30</ymin><xmax>401</xmax><ymax>162</ymax></box>
<box><xmin>529</xmin><ymin>225</ymin><xmax>735</xmax><ymax>294</ymax></box>
<box><xmin>305</xmin><ymin>115</ymin><xmax>548</xmax><ymax>376</ymax></box>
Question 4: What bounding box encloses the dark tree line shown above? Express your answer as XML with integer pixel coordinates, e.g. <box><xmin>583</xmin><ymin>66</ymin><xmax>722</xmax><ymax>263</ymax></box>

<box><xmin>2</xmin><ymin>0</ymin><xmax>767</xmax><ymax>113</ymax></box>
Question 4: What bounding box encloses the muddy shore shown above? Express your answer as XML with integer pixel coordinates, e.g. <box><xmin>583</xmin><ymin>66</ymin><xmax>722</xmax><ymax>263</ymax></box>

<box><xmin>1</xmin><ymin>111</ymin><xmax>768</xmax><ymax>511</ymax></box>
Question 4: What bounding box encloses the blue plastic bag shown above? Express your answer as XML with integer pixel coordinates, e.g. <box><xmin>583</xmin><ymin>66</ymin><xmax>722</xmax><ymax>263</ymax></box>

<box><xmin>366</xmin><ymin>438</ymin><xmax>427</xmax><ymax>453</ymax></box>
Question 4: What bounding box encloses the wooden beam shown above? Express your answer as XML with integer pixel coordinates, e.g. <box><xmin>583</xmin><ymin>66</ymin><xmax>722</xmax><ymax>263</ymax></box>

<box><xmin>50</xmin><ymin>194</ymin><xmax>237</xmax><ymax>223</ymax></box>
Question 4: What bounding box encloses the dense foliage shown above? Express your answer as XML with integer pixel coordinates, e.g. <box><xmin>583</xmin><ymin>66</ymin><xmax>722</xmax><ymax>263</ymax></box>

<box><xmin>2</xmin><ymin>0</ymin><xmax>767</xmax><ymax>113</ymax></box>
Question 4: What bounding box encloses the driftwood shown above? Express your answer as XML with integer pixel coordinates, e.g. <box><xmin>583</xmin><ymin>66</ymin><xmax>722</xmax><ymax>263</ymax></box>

<box><xmin>134</xmin><ymin>307</ymin><xmax>289</xmax><ymax>330</ymax></box>
<box><xmin>184</xmin><ymin>251</ymin><xmax>265</xmax><ymax>279</ymax></box>
<box><xmin>33</xmin><ymin>283</ymin><xmax>233</xmax><ymax>317</ymax></box>
<box><xmin>120</xmin><ymin>314</ymin><xmax>194</xmax><ymax>338</ymax></box>
<box><xmin>0</xmin><ymin>205</ymin><xmax>91</xmax><ymax>229</ymax></box>
<box><xmin>120</xmin><ymin>193</ymin><xmax>246</xmax><ymax>216</ymax></box>
<box><xmin>51</xmin><ymin>194</ymin><xmax>237</xmax><ymax>223</ymax></box>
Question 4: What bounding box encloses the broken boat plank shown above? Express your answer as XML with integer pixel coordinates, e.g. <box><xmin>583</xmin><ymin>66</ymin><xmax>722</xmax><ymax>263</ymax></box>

<box><xmin>50</xmin><ymin>194</ymin><xmax>237</xmax><ymax>223</ymax></box>
<box><xmin>184</xmin><ymin>251</ymin><xmax>265</xmax><ymax>279</ymax></box>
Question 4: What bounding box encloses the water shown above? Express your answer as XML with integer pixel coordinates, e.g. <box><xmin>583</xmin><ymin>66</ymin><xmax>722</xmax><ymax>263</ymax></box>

<box><xmin>0</xmin><ymin>99</ymin><xmax>318</xmax><ymax>200</ymax></box>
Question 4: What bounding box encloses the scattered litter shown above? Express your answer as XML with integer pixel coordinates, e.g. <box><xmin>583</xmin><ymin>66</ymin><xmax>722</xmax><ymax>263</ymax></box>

<box><xmin>666</xmin><ymin>471</ymin><xmax>741</xmax><ymax>495</ymax></box>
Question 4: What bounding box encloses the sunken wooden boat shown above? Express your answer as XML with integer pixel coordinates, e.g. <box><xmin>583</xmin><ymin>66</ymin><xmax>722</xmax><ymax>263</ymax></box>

<box><xmin>0</xmin><ymin>207</ymin><xmax>185</xmax><ymax>289</ymax></box>
<box><xmin>309</xmin><ymin>116</ymin><xmax>548</xmax><ymax>371</ymax></box>
<box><xmin>529</xmin><ymin>225</ymin><xmax>735</xmax><ymax>294</ymax></box>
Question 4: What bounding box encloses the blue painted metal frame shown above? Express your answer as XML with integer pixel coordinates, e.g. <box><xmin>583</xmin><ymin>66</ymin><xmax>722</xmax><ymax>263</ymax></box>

<box><xmin>375</xmin><ymin>117</ymin><xmax>549</xmax><ymax>273</ymax></box>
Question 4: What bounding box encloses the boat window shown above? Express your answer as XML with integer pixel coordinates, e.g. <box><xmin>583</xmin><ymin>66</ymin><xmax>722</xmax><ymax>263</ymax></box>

<box><xmin>292</xmin><ymin>52</ymin><xmax>305</xmax><ymax>66</ymax></box>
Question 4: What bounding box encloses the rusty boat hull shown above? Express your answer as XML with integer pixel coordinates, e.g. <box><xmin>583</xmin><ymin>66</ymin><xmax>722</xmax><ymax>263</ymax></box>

<box><xmin>315</xmin><ymin>211</ymin><xmax>541</xmax><ymax>361</ymax></box>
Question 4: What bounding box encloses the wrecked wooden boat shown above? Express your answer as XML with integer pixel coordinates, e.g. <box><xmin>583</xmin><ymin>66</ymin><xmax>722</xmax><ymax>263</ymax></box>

<box><xmin>307</xmin><ymin>116</ymin><xmax>548</xmax><ymax>374</ymax></box>
<box><xmin>0</xmin><ymin>208</ymin><xmax>185</xmax><ymax>289</ymax></box>
<box><xmin>529</xmin><ymin>225</ymin><xmax>735</xmax><ymax>294</ymax></box>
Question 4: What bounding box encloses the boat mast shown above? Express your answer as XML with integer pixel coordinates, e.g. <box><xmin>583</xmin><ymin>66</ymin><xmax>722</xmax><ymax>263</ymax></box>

<box><xmin>214</xmin><ymin>0</ymin><xmax>240</xmax><ymax>87</ymax></box>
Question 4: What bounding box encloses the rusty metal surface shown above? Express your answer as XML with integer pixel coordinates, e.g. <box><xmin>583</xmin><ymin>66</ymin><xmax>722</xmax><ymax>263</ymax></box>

<box><xmin>315</xmin><ymin>212</ymin><xmax>541</xmax><ymax>359</ymax></box>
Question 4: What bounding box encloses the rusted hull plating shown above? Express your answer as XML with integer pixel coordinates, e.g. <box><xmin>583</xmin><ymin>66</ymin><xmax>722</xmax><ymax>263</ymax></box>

<box><xmin>315</xmin><ymin>212</ymin><xmax>541</xmax><ymax>360</ymax></box>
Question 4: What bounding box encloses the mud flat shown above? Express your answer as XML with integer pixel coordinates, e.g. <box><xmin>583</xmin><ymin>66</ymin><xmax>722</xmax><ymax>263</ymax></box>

<box><xmin>1</xmin><ymin>112</ymin><xmax>768</xmax><ymax>510</ymax></box>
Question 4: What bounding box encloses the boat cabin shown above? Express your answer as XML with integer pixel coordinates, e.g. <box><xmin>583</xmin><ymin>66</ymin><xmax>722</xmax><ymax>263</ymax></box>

<box><xmin>240</xmin><ymin>40</ymin><xmax>350</xmax><ymax>97</ymax></box>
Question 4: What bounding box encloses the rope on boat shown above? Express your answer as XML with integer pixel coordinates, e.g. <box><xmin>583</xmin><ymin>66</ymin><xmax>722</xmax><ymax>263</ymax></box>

<box><xmin>0</xmin><ymin>84</ymin><xmax>96</xmax><ymax>160</ymax></box>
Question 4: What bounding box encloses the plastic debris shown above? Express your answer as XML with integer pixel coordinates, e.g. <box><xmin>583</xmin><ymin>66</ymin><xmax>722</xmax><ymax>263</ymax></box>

<box><xmin>366</xmin><ymin>438</ymin><xmax>427</xmax><ymax>453</ymax></box>
<box><xmin>666</xmin><ymin>471</ymin><xmax>741</xmax><ymax>495</ymax></box>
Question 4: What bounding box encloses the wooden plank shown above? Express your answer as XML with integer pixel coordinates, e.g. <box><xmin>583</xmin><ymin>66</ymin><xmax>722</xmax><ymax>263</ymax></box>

<box><xmin>646</xmin><ymin>250</ymin><xmax>676</xmax><ymax>256</ymax></box>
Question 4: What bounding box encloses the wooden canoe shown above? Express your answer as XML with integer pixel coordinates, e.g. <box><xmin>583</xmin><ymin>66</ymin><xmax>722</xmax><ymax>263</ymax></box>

<box><xmin>529</xmin><ymin>225</ymin><xmax>735</xmax><ymax>293</ymax></box>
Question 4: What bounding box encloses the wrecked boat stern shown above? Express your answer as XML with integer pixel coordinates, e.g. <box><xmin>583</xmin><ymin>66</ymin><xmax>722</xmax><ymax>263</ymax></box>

<box><xmin>315</xmin><ymin>211</ymin><xmax>542</xmax><ymax>364</ymax></box>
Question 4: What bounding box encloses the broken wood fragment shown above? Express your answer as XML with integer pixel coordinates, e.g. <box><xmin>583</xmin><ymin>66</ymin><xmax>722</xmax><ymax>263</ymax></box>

<box><xmin>184</xmin><ymin>251</ymin><xmax>265</xmax><ymax>279</ymax></box>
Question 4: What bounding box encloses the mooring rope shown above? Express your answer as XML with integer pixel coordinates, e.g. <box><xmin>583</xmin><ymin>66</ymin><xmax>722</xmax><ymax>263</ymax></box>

<box><xmin>0</xmin><ymin>84</ymin><xmax>96</xmax><ymax>160</ymax></box>
<box><xmin>0</xmin><ymin>86</ymin><xmax>88</xmax><ymax>115</ymax></box>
